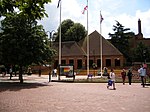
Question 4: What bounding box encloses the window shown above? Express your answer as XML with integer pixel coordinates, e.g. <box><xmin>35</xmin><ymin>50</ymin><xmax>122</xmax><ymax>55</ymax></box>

<box><xmin>61</xmin><ymin>60</ymin><xmax>66</xmax><ymax>65</ymax></box>
<box><xmin>106</xmin><ymin>59</ymin><xmax>111</xmax><ymax>67</ymax></box>
<box><xmin>69</xmin><ymin>59</ymin><xmax>74</xmax><ymax>65</ymax></box>
<box><xmin>97</xmin><ymin>59</ymin><xmax>101</xmax><ymax>67</ymax></box>
<box><xmin>77</xmin><ymin>59</ymin><xmax>82</xmax><ymax>69</ymax></box>
<box><xmin>115</xmin><ymin>58</ymin><xmax>120</xmax><ymax>66</ymax></box>
<box><xmin>89</xmin><ymin>60</ymin><xmax>93</xmax><ymax>68</ymax></box>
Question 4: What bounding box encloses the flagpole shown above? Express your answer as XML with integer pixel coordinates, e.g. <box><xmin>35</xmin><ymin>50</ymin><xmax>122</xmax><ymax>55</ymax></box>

<box><xmin>100</xmin><ymin>11</ymin><xmax>103</xmax><ymax>77</ymax></box>
<box><xmin>87</xmin><ymin>0</ymin><xmax>89</xmax><ymax>76</ymax></box>
<box><xmin>59</xmin><ymin>0</ymin><xmax>62</xmax><ymax>65</ymax></box>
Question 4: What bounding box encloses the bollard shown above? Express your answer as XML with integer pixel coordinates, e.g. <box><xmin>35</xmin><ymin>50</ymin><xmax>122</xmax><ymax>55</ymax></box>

<box><xmin>49</xmin><ymin>72</ymin><xmax>51</xmax><ymax>82</ymax></box>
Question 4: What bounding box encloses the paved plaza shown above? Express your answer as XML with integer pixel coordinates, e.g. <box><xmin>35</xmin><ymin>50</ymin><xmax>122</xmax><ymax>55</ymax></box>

<box><xmin>0</xmin><ymin>75</ymin><xmax>150</xmax><ymax>112</ymax></box>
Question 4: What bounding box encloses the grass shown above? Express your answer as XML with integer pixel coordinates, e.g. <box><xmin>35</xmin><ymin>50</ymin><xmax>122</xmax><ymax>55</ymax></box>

<box><xmin>59</xmin><ymin>76</ymin><xmax>143</xmax><ymax>83</ymax></box>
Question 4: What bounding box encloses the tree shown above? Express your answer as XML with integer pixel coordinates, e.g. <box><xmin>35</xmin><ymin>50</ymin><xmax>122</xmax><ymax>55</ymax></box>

<box><xmin>0</xmin><ymin>13</ymin><xmax>56</xmax><ymax>83</ymax></box>
<box><xmin>66</xmin><ymin>23</ymin><xmax>87</xmax><ymax>42</ymax></box>
<box><xmin>109</xmin><ymin>21</ymin><xmax>134</xmax><ymax>62</ymax></box>
<box><xmin>132</xmin><ymin>42</ymin><xmax>150</xmax><ymax>63</ymax></box>
<box><xmin>55</xmin><ymin>19</ymin><xmax>74</xmax><ymax>42</ymax></box>
<box><xmin>55</xmin><ymin>19</ymin><xmax>87</xmax><ymax>42</ymax></box>
<box><xmin>0</xmin><ymin>0</ymin><xmax>51</xmax><ymax>20</ymax></box>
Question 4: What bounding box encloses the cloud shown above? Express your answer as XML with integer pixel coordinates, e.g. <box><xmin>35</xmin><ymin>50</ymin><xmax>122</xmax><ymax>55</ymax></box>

<box><xmin>39</xmin><ymin>0</ymin><xmax>150</xmax><ymax>39</ymax></box>
<box><xmin>135</xmin><ymin>9</ymin><xmax>150</xmax><ymax>38</ymax></box>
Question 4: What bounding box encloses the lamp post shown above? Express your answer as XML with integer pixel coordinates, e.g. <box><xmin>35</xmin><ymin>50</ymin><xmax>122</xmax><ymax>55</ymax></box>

<box><xmin>46</xmin><ymin>30</ymin><xmax>56</xmax><ymax>82</ymax></box>
<box><xmin>46</xmin><ymin>30</ymin><xmax>56</xmax><ymax>47</ymax></box>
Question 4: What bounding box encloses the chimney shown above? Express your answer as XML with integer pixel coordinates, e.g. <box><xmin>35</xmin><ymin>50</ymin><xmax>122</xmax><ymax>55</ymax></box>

<box><xmin>136</xmin><ymin>19</ymin><xmax>143</xmax><ymax>39</ymax></box>
<box><xmin>138</xmin><ymin>19</ymin><xmax>142</xmax><ymax>34</ymax></box>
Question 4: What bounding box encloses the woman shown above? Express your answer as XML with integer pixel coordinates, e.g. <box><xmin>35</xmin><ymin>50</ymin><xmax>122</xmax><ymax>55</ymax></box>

<box><xmin>107</xmin><ymin>69</ymin><xmax>116</xmax><ymax>90</ymax></box>
<box><xmin>121</xmin><ymin>69</ymin><xmax>126</xmax><ymax>85</ymax></box>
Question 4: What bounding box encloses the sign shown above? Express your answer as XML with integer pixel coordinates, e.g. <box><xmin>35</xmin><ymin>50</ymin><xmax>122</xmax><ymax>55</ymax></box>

<box><xmin>59</xmin><ymin>65</ymin><xmax>74</xmax><ymax>77</ymax></box>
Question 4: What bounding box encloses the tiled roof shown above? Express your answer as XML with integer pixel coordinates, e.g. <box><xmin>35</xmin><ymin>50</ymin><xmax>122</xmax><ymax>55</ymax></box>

<box><xmin>52</xmin><ymin>41</ymin><xmax>86</xmax><ymax>57</ymax></box>
<box><xmin>79</xmin><ymin>30</ymin><xmax>123</xmax><ymax>56</ymax></box>
<box><xmin>52</xmin><ymin>30</ymin><xmax>123</xmax><ymax>57</ymax></box>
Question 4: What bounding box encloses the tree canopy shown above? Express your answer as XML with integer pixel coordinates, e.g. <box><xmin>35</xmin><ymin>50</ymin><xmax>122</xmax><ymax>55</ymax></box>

<box><xmin>132</xmin><ymin>42</ymin><xmax>150</xmax><ymax>63</ymax></box>
<box><xmin>1</xmin><ymin>13</ymin><xmax>55</xmax><ymax>65</ymax></box>
<box><xmin>0</xmin><ymin>0</ymin><xmax>55</xmax><ymax>83</ymax></box>
<box><xmin>55</xmin><ymin>19</ymin><xmax>87</xmax><ymax>42</ymax></box>
<box><xmin>109</xmin><ymin>21</ymin><xmax>134</xmax><ymax>62</ymax></box>
<box><xmin>0</xmin><ymin>0</ymin><xmax>51</xmax><ymax>20</ymax></box>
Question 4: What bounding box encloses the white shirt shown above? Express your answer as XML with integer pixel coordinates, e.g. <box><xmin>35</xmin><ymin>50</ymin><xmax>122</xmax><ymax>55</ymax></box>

<box><xmin>110</xmin><ymin>72</ymin><xmax>115</xmax><ymax>81</ymax></box>
<box><xmin>54</xmin><ymin>69</ymin><xmax>57</xmax><ymax>73</ymax></box>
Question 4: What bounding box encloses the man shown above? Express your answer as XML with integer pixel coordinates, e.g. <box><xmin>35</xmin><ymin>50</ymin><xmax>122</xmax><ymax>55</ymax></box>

<box><xmin>138</xmin><ymin>65</ymin><xmax>146</xmax><ymax>87</ymax></box>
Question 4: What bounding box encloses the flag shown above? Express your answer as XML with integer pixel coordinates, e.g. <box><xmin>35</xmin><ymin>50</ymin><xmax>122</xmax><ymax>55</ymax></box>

<box><xmin>64</xmin><ymin>67</ymin><xmax>70</xmax><ymax>72</ymax></box>
<box><xmin>100</xmin><ymin>12</ymin><xmax>104</xmax><ymax>23</ymax></box>
<box><xmin>82</xmin><ymin>5</ymin><xmax>88</xmax><ymax>14</ymax></box>
<box><xmin>57</xmin><ymin>0</ymin><xmax>61</xmax><ymax>8</ymax></box>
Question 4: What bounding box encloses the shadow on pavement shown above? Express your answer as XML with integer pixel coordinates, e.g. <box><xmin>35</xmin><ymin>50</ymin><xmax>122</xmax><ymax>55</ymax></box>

<box><xmin>0</xmin><ymin>82</ymin><xmax>51</xmax><ymax>92</ymax></box>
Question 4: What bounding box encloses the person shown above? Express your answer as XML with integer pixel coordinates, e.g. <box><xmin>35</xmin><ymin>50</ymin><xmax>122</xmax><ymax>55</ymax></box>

<box><xmin>103</xmin><ymin>67</ymin><xmax>108</xmax><ymax>76</ymax></box>
<box><xmin>2</xmin><ymin>67</ymin><xmax>6</xmax><ymax>77</ymax></box>
<box><xmin>9</xmin><ymin>67</ymin><xmax>13</xmax><ymax>80</ymax></box>
<box><xmin>127</xmin><ymin>69</ymin><xmax>133</xmax><ymax>85</ymax></box>
<box><xmin>107</xmin><ymin>69</ymin><xmax>116</xmax><ymax>90</ymax></box>
<box><xmin>39</xmin><ymin>69</ymin><xmax>41</xmax><ymax>77</ymax></box>
<box><xmin>53</xmin><ymin>69</ymin><xmax>57</xmax><ymax>77</ymax></box>
<box><xmin>138</xmin><ymin>65</ymin><xmax>146</xmax><ymax>87</ymax></box>
<box><xmin>121</xmin><ymin>69</ymin><xmax>126</xmax><ymax>85</ymax></box>
<box><xmin>27</xmin><ymin>67</ymin><xmax>32</xmax><ymax>75</ymax></box>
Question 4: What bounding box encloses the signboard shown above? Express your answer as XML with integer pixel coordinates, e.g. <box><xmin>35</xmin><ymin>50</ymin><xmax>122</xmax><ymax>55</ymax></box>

<box><xmin>59</xmin><ymin>65</ymin><xmax>74</xmax><ymax>77</ymax></box>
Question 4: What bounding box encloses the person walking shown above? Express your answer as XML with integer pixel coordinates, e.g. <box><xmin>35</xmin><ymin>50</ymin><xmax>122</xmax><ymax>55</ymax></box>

<box><xmin>107</xmin><ymin>69</ymin><xmax>116</xmax><ymax>90</ymax></box>
<box><xmin>9</xmin><ymin>67</ymin><xmax>13</xmax><ymax>80</ymax></box>
<box><xmin>54</xmin><ymin>69</ymin><xmax>57</xmax><ymax>77</ymax></box>
<box><xmin>121</xmin><ymin>69</ymin><xmax>126</xmax><ymax>85</ymax></box>
<box><xmin>127</xmin><ymin>69</ymin><xmax>133</xmax><ymax>85</ymax></box>
<box><xmin>138</xmin><ymin>65</ymin><xmax>146</xmax><ymax>87</ymax></box>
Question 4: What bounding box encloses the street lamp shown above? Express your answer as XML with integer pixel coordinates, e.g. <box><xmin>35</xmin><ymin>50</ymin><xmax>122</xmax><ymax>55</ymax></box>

<box><xmin>46</xmin><ymin>30</ymin><xmax>56</xmax><ymax>47</ymax></box>
<box><xmin>46</xmin><ymin>30</ymin><xmax>56</xmax><ymax>82</ymax></box>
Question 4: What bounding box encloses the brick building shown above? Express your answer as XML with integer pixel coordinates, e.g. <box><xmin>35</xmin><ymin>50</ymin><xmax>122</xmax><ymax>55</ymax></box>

<box><xmin>130</xmin><ymin>19</ymin><xmax>150</xmax><ymax>48</ymax></box>
<box><xmin>51</xmin><ymin>19</ymin><xmax>150</xmax><ymax>70</ymax></box>
<box><xmin>52</xmin><ymin>30</ymin><xmax>124</xmax><ymax>70</ymax></box>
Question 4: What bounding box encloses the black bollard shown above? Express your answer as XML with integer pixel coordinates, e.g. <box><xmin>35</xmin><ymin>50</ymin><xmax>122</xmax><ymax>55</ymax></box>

<box><xmin>49</xmin><ymin>72</ymin><xmax>51</xmax><ymax>82</ymax></box>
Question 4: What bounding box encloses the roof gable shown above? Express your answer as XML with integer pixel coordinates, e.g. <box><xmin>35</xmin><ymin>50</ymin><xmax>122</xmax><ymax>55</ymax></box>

<box><xmin>79</xmin><ymin>30</ymin><xmax>123</xmax><ymax>56</ymax></box>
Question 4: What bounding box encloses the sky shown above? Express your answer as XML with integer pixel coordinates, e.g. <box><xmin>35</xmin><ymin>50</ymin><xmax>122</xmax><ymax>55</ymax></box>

<box><xmin>39</xmin><ymin>0</ymin><xmax>150</xmax><ymax>39</ymax></box>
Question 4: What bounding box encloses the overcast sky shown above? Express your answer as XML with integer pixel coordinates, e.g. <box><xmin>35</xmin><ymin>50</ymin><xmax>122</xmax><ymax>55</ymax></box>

<box><xmin>39</xmin><ymin>0</ymin><xmax>150</xmax><ymax>39</ymax></box>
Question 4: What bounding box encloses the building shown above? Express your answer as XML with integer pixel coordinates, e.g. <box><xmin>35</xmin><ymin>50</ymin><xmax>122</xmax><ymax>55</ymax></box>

<box><xmin>129</xmin><ymin>19</ymin><xmax>150</xmax><ymax>64</ymax></box>
<box><xmin>130</xmin><ymin>19</ymin><xmax>150</xmax><ymax>48</ymax></box>
<box><xmin>52</xmin><ymin>30</ymin><xmax>124</xmax><ymax>70</ymax></box>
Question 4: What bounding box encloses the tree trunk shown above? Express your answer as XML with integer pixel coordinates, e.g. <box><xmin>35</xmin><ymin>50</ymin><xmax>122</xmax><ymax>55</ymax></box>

<box><xmin>19</xmin><ymin>65</ymin><xmax>23</xmax><ymax>83</ymax></box>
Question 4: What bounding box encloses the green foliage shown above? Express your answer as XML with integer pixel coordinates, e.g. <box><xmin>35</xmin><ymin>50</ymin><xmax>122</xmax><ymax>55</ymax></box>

<box><xmin>0</xmin><ymin>0</ymin><xmax>51</xmax><ymax>20</ymax></box>
<box><xmin>109</xmin><ymin>21</ymin><xmax>134</xmax><ymax>62</ymax></box>
<box><xmin>0</xmin><ymin>13</ymin><xmax>56</xmax><ymax>67</ymax></box>
<box><xmin>66</xmin><ymin>23</ymin><xmax>87</xmax><ymax>42</ymax></box>
<box><xmin>56</xmin><ymin>19</ymin><xmax>74</xmax><ymax>42</ymax></box>
<box><xmin>55</xmin><ymin>19</ymin><xmax>87</xmax><ymax>42</ymax></box>
<box><xmin>0</xmin><ymin>0</ymin><xmax>52</xmax><ymax>83</ymax></box>
<box><xmin>132</xmin><ymin>42</ymin><xmax>150</xmax><ymax>63</ymax></box>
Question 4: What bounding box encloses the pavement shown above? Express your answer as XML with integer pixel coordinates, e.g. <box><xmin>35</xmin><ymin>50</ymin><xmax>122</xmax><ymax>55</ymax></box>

<box><xmin>0</xmin><ymin>74</ymin><xmax>150</xmax><ymax>112</ymax></box>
